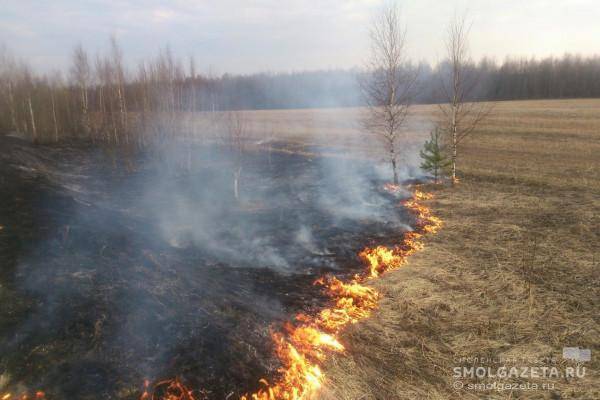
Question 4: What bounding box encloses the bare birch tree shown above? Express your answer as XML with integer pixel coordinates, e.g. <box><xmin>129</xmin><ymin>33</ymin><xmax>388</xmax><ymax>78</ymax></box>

<box><xmin>184</xmin><ymin>56</ymin><xmax>197</xmax><ymax>170</ymax></box>
<box><xmin>226</xmin><ymin>111</ymin><xmax>247</xmax><ymax>201</ymax></box>
<box><xmin>71</xmin><ymin>44</ymin><xmax>91</xmax><ymax>138</ymax></box>
<box><xmin>361</xmin><ymin>3</ymin><xmax>415</xmax><ymax>184</ymax></box>
<box><xmin>136</xmin><ymin>60</ymin><xmax>150</xmax><ymax>147</ymax></box>
<box><xmin>110</xmin><ymin>36</ymin><xmax>128</xmax><ymax>143</ymax></box>
<box><xmin>27</xmin><ymin>95</ymin><xmax>37</xmax><ymax>143</ymax></box>
<box><xmin>48</xmin><ymin>71</ymin><xmax>63</xmax><ymax>142</ymax></box>
<box><xmin>95</xmin><ymin>55</ymin><xmax>111</xmax><ymax>143</ymax></box>
<box><xmin>7</xmin><ymin>79</ymin><xmax>18</xmax><ymax>132</ymax></box>
<box><xmin>189</xmin><ymin>56</ymin><xmax>196</xmax><ymax>114</ymax></box>
<box><xmin>438</xmin><ymin>14</ymin><xmax>493</xmax><ymax>184</ymax></box>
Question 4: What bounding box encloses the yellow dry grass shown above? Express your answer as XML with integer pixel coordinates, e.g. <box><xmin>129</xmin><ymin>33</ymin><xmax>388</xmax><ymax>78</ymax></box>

<box><xmin>247</xmin><ymin>99</ymin><xmax>600</xmax><ymax>399</ymax></box>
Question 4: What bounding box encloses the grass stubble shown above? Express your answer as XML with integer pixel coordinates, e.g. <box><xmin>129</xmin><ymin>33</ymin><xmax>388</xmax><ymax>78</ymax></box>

<box><xmin>2</xmin><ymin>99</ymin><xmax>598</xmax><ymax>399</ymax></box>
<box><xmin>259</xmin><ymin>99</ymin><xmax>600</xmax><ymax>399</ymax></box>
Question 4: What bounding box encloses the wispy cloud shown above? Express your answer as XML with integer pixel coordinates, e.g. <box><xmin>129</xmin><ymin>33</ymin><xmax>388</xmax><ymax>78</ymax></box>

<box><xmin>0</xmin><ymin>0</ymin><xmax>598</xmax><ymax>74</ymax></box>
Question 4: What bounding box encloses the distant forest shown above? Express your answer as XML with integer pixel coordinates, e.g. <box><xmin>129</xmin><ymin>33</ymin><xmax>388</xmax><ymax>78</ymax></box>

<box><xmin>211</xmin><ymin>55</ymin><xmax>600</xmax><ymax>109</ymax></box>
<box><xmin>1</xmin><ymin>43</ymin><xmax>599</xmax><ymax>144</ymax></box>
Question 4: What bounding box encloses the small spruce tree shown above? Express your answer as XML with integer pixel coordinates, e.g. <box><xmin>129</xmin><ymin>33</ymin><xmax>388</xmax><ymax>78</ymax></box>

<box><xmin>420</xmin><ymin>128</ymin><xmax>451</xmax><ymax>184</ymax></box>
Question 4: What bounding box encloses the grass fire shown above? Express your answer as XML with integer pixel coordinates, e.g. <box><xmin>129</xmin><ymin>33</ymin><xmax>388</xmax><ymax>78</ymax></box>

<box><xmin>135</xmin><ymin>189</ymin><xmax>441</xmax><ymax>400</ymax></box>
<box><xmin>1</xmin><ymin>1</ymin><xmax>599</xmax><ymax>400</ymax></box>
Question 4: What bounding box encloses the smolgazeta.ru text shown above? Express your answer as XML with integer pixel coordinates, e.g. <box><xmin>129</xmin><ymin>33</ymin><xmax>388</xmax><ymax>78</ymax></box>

<box><xmin>465</xmin><ymin>382</ymin><xmax>556</xmax><ymax>392</ymax></box>
<box><xmin>453</xmin><ymin>365</ymin><xmax>586</xmax><ymax>379</ymax></box>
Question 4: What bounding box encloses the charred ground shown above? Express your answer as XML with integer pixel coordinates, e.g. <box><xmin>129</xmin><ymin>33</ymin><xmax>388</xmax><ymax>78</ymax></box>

<box><xmin>0</xmin><ymin>136</ymin><xmax>415</xmax><ymax>399</ymax></box>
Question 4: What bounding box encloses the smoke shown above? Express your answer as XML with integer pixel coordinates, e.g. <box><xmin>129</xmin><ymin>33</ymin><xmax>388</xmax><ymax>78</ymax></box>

<box><xmin>0</xmin><ymin>98</ymin><xmax>432</xmax><ymax>398</ymax></box>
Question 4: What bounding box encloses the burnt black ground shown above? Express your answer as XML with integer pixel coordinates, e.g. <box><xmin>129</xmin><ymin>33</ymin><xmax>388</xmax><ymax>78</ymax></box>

<box><xmin>0</xmin><ymin>136</ymin><xmax>413</xmax><ymax>399</ymax></box>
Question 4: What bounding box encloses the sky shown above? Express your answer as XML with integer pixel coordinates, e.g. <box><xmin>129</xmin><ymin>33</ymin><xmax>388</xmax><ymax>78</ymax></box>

<box><xmin>1</xmin><ymin>0</ymin><xmax>599</xmax><ymax>75</ymax></box>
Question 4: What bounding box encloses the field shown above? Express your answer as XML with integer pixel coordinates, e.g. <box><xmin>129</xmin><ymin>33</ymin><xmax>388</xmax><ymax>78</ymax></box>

<box><xmin>0</xmin><ymin>98</ymin><xmax>598</xmax><ymax>399</ymax></box>
<box><xmin>237</xmin><ymin>98</ymin><xmax>600</xmax><ymax>399</ymax></box>
<box><xmin>309</xmin><ymin>99</ymin><xmax>599</xmax><ymax>399</ymax></box>
<box><xmin>169</xmin><ymin>98</ymin><xmax>600</xmax><ymax>399</ymax></box>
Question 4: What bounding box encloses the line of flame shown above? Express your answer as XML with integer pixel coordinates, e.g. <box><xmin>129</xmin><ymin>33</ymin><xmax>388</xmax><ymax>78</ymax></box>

<box><xmin>0</xmin><ymin>392</ymin><xmax>45</xmax><ymax>400</ymax></box>
<box><xmin>237</xmin><ymin>187</ymin><xmax>442</xmax><ymax>400</ymax></box>
<box><xmin>1</xmin><ymin>187</ymin><xmax>440</xmax><ymax>400</ymax></box>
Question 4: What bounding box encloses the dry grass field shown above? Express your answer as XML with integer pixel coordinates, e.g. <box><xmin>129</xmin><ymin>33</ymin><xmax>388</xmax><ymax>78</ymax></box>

<box><xmin>249</xmin><ymin>99</ymin><xmax>599</xmax><ymax>399</ymax></box>
<box><xmin>1</xmin><ymin>99</ymin><xmax>597</xmax><ymax>399</ymax></box>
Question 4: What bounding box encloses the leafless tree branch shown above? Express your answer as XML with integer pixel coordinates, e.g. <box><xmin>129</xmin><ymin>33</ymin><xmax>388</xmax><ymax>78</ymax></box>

<box><xmin>361</xmin><ymin>2</ymin><xmax>416</xmax><ymax>184</ymax></box>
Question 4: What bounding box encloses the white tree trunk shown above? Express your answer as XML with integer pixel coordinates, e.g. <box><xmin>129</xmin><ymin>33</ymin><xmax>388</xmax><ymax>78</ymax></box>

<box><xmin>451</xmin><ymin>105</ymin><xmax>458</xmax><ymax>184</ymax></box>
<box><xmin>7</xmin><ymin>81</ymin><xmax>18</xmax><ymax>132</ymax></box>
<box><xmin>51</xmin><ymin>91</ymin><xmax>59</xmax><ymax>142</ymax></box>
<box><xmin>81</xmin><ymin>85</ymin><xmax>89</xmax><ymax>138</ymax></box>
<box><xmin>28</xmin><ymin>97</ymin><xmax>37</xmax><ymax>143</ymax></box>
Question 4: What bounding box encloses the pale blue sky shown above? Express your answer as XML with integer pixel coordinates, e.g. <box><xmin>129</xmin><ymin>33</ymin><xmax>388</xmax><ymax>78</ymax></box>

<box><xmin>1</xmin><ymin>0</ymin><xmax>599</xmax><ymax>74</ymax></box>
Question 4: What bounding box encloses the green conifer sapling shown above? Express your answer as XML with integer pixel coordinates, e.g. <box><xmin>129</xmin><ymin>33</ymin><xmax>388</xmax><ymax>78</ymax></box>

<box><xmin>420</xmin><ymin>128</ymin><xmax>451</xmax><ymax>184</ymax></box>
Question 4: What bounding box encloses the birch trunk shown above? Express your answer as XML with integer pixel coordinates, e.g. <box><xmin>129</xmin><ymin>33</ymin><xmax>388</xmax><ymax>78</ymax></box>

<box><xmin>451</xmin><ymin>106</ymin><xmax>458</xmax><ymax>184</ymax></box>
<box><xmin>51</xmin><ymin>90</ymin><xmax>59</xmax><ymax>142</ymax></box>
<box><xmin>80</xmin><ymin>84</ymin><xmax>89</xmax><ymax>138</ymax></box>
<box><xmin>7</xmin><ymin>81</ymin><xmax>18</xmax><ymax>132</ymax></box>
<box><xmin>28</xmin><ymin>97</ymin><xmax>37</xmax><ymax>143</ymax></box>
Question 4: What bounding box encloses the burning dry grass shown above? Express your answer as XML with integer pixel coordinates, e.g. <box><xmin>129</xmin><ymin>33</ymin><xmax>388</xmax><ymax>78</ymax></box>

<box><xmin>0</xmin><ymin>392</ymin><xmax>45</xmax><ymax>400</ymax></box>
<box><xmin>110</xmin><ymin>99</ymin><xmax>600</xmax><ymax>398</ymax></box>
<box><xmin>316</xmin><ymin>99</ymin><xmax>600</xmax><ymax>399</ymax></box>
<box><xmin>2</xmin><ymin>99</ymin><xmax>599</xmax><ymax>399</ymax></box>
<box><xmin>235</xmin><ymin>189</ymin><xmax>441</xmax><ymax>400</ymax></box>
<box><xmin>139</xmin><ymin>189</ymin><xmax>442</xmax><ymax>400</ymax></box>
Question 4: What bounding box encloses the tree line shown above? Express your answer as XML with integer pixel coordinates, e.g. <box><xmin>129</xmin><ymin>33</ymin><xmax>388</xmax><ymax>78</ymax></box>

<box><xmin>1</xmin><ymin>38</ymin><xmax>599</xmax><ymax>145</ymax></box>
<box><xmin>0</xmin><ymin>39</ymin><xmax>219</xmax><ymax>147</ymax></box>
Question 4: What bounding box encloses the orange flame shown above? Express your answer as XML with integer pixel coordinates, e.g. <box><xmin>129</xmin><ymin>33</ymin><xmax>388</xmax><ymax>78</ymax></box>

<box><xmin>146</xmin><ymin>187</ymin><xmax>441</xmax><ymax>400</ymax></box>
<box><xmin>144</xmin><ymin>378</ymin><xmax>196</xmax><ymax>400</ymax></box>
<box><xmin>237</xmin><ymin>187</ymin><xmax>441</xmax><ymax>400</ymax></box>
<box><xmin>382</xmin><ymin>183</ymin><xmax>402</xmax><ymax>194</ymax></box>
<box><xmin>359</xmin><ymin>246</ymin><xmax>404</xmax><ymax>278</ymax></box>
<box><xmin>0</xmin><ymin>392</ymin><xmax>45</xmax><ymax>400</ymax></box>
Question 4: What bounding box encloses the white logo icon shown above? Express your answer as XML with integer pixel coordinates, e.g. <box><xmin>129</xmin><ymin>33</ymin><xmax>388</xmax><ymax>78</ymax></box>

<box><xmin>563</xmin><ymin>347</ymin><xmax>591</xmax><ymax>362</ymax></box>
